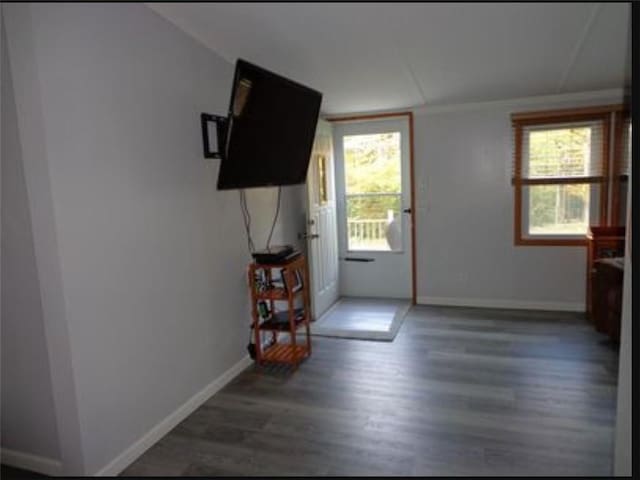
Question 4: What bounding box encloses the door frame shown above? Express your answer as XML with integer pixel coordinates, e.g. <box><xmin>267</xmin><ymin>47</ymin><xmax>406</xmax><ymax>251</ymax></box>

<box><xmin>326</xmin><ymin>111</ymin><xmax>417</xmax><ymax>305</ymax></box>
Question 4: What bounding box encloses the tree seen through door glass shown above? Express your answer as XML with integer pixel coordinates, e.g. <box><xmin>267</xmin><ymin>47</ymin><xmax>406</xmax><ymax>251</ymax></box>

<box><xmin>343</xmin><ymin>132</ymin><xmax>402</xmax><ymax>251</ymax></box>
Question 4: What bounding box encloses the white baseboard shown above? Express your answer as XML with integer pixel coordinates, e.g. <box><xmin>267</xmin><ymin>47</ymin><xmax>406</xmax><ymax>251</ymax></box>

<box><xmin>417</xmin><ymin>296</ymin><xmax>585</xmax><ymax>312</ymax></box>
<box><xmin>0</xmin><ymin>448</ymin><xmax>63</xmax><ymax>476</ymax></box>
<box><xmin>94</xmin><ymin>355</ymin><xmax>253</xmax><ymax>476</ymax></box>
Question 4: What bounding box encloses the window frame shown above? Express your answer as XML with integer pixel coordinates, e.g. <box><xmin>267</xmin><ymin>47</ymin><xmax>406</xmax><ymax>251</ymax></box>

<box><xmin>512</xmin><ymin>105</ymin><xmax>624</xmax><ymax>246</ymax></box>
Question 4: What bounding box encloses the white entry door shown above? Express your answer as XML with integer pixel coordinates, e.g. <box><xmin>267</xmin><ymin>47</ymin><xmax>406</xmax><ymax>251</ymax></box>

<box><xmin>333</xmin><ymin>118</ymin><xmax>412</xmax><ymax>299</ymax></box>
<box><xmin>305</xmin><ymin>119</ymin><xmax>339</xmax><ymax>319</ymax></box>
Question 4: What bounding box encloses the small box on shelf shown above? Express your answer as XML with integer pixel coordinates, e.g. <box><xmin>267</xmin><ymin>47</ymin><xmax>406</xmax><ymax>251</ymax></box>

<box><xmin>259</xmin><ymin>308</ymin><xmax>306</xmax><ymax>332</ymax></box>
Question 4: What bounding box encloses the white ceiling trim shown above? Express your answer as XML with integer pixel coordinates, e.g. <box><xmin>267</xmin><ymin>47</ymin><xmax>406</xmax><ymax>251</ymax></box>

<box><xmin>323</xmin><ymin>88</ymin><xmax>624</xmax><ymax>120</ymax></box>
<box><xmin>413</xmin><ymin>88</ymin><xmax>624</xmax><ymax>116</ymax></box>
<box><xmin>556</xmin><ymin>3</ymin><xmax>603</xmax><ymax>93</ymax></box>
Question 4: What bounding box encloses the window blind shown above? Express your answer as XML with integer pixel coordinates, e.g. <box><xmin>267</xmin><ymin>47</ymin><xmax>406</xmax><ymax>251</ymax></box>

<box><xmin>617</xmin><ymin>113</ymin><xmax>631</xmax><ymax>178</ymax></box>
<box><xmin>512</xmin><ymin>118</ymin><xmax>608</xmax><ymax>185</ymax></box>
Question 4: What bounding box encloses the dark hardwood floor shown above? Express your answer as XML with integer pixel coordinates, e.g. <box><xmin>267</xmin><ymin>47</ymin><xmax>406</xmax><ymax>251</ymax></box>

<box><xmin>122</xmin><ymin>305</ymin><xmax>619</xmax><ymax>476</ymax></box>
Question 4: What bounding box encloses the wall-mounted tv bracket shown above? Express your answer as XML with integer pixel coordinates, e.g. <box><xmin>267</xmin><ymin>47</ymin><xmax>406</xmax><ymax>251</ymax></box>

<box><xmin>200</xmin><ymin>113</ymin><xmax>229</xmax><ymax>159</ymax></box>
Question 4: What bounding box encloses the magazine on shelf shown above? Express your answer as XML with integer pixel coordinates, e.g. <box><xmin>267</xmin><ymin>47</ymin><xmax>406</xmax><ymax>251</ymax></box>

<box><xmin>280</xmin><ymin>268</ymin><xmax>303</xmax><ymax>293</ymax></box>
<box><xmin>253</xmin><ymin>269</ymin><xmax>268</xmax><ymax>293</ymax></box>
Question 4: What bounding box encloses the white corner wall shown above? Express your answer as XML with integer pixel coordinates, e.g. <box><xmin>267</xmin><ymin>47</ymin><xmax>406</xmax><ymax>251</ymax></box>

<box><xmin>2</xmin><ymin>3</ymin><xmax>306</xmax><ymax>475</ymax></box>
<box><xmin>1</xmin><ymin>18</ymin><xmax>61</xmax><ymax>468</ymax></box>
<box><xmin>414</xmin><ymin>92</ymin><xmax>623</xmax><ymax>311</ymax></box>
<box><xmin>613</xmin><ymin>159</ymin><xmax>631</xmax><ymax>476</ymax></box>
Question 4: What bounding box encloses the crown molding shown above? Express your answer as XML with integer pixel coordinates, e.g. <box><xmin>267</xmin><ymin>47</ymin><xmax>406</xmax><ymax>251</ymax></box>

<box><xmin>322</xmin><ymin>88</ymin><xmax>625</xmax><ymax>119</ymax></box>
<box><xmin>412</xmin><ymin>88</ymin><xmax>625</xmax><ymax>116</ymax></box>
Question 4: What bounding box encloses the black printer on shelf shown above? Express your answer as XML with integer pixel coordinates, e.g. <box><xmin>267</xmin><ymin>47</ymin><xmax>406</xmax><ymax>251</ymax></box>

<box><xmin>251</xmin><ymin>245</ymin><xmax>300</xmax><ymax>264</ymax></box>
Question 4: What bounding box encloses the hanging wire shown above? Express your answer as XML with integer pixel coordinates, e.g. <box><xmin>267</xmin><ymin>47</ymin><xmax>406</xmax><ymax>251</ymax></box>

<box><xmin>239</xmin><ymin>189</ymin><xmax>255</xmax><ymax>255</ymax></box>
<box><xmin>266</xmin><ymin>186</ymin><xmax>282</xmax><ymax>250</ymax></box>
<box><xmin>239</xmin><ymin>185</ymin><xmax>282</xmax><ymax>255</ymax></box>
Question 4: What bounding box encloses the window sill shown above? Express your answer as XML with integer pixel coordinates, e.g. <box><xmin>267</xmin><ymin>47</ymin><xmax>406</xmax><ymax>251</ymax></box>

<box><xmin>345</xmin><ymin>250</ymin><xmax>405</xmax><ymax>255</ymax></box>
<box><xmin>515</xmin><ymin>237</ymin><xmax>588</xmax><ymax>247</ymax></box>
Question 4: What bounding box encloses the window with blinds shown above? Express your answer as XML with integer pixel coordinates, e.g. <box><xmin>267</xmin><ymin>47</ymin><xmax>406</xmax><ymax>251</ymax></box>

<box><xmin>617</xmin><ymin>114</ymin><xmax>632</xmax><ymax>178</ymax></box>
<box><xmin>511</xmin><ymin>105</ymin><xmax>626</xmax><ymax>246</ymax></box>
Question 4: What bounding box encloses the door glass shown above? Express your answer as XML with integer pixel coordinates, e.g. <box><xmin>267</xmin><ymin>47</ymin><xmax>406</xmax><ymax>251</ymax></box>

<box><xmin>343</xmin><ymin>132</ymin><xmax>402</xmax><ymax>252</ymax></box>
<box><xmin>317</xmin><ymin>154</ymin><xmax>328</xmax><ymax>205</ymax></box>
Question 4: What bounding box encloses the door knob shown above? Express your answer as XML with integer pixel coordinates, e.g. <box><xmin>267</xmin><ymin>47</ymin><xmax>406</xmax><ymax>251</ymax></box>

<box><xmin>403</xmin><ymin>208</ymin><xmax>412</xmax><ymax>214</ymax></box>
<box><xmin>298</xmin><ymin>232</ymin><xmax>320</xmax><ymax>240</ymax></box>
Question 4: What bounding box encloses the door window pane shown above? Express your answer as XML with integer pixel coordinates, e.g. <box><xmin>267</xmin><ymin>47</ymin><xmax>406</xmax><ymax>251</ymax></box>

<box><xmin>343</xmin><ymin>133</ymin><xmax>402</xmax><ymax>251</ymax></box>
<box><xmin>315</xmin><ymin>154</ymin><xmax>328</xmax><ymax>205</ymax></box>
<box><xmin>346</xmin><ymin>194</ymin><xmax>402</xmax><ymax>251</ymax></box>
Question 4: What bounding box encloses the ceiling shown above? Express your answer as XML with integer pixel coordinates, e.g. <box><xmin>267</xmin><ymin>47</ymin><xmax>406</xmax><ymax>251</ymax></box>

<box><xmin>147</xmin><ymin>2</ymin><xmax>631</xmax><ymax>115</ymax></box>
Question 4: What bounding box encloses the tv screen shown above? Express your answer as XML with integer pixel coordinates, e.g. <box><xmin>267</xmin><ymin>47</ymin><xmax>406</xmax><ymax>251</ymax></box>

<box><xmin>216</xmin><ymin>59</ymin><xmax>323</xmax><ymax>190</ymax></box>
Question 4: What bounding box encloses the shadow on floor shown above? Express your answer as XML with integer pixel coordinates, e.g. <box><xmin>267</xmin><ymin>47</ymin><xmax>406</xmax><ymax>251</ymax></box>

<box><xmin>1</xmin><ymin>465</ymin><xmax>47</xmax><ymax>478</ymax></box>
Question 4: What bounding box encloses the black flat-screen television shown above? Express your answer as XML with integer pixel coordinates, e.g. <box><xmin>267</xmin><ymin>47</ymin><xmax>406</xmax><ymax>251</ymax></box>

<box><xmin>216</xmin><ymin>59</ymin><xmax>323</xmax><ymax>190</ymax></box>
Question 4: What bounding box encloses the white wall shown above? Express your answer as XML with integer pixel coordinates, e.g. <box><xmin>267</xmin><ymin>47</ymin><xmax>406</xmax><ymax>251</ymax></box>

<box><xmin>613</xmin><ymin>160</ymin><xmax>631</xmax><ymax>476</ymax></box>
<box><xmin>1</xmin><ymin>20</ymin><xmax>61</xmax><ymax>463</ymax></box>
<box><xmin>414</xmin><ymin>92</ymin><xmax>623</xmax><ymax>310</ymax></box>
<box><xmin>245</xmin><ymin>185</ymin><xmax>307</xmax><ymax>254</ymax></box>
<box><xmin>2</xmin><ymin>3</ymin><xmax>305</xmax><ymax>475</ymax></box>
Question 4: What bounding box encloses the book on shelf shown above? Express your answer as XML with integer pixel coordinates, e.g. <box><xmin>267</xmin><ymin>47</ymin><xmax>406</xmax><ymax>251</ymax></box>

<box><xmin>257</xmin><ymin>300</ymin><xmax>271</xmax><ymax>319</ymax></box>
<box><xmin>294</xmin><ymin>269</ymin><xmax>304</xmax><ymax>290</ymax></box>
<box><xmin>253</xmin><ymin>269</ymin><xmax>268</xmax><ymax>293</ymax></box>
<box><xmin>280</xmin><ymin>268</ymin><xmax>303</xmax><ymax>293</ymax></box>
<box><xmin>270</xmin><ymin>268</ymin><xmax>285</xmax><ymax>290</ymax></box>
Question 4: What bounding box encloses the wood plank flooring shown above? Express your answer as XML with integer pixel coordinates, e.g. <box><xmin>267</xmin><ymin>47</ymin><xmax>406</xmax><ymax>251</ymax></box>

<box><xmin>122</xmin><ymin>305</ymin><xmax>619</xmax><ymax>476</ymax></box>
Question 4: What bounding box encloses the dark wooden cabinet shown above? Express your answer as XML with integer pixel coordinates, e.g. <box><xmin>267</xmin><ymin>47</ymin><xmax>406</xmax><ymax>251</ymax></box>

<box><xmin>592</xmin><ymin>258</ymin><xmax>624</xmax><ymax>342</ymax></box>
<box><xmin>586</xmin><ymin>226</ymin><xmax>625</xmax><ymax>320</ymax></box>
